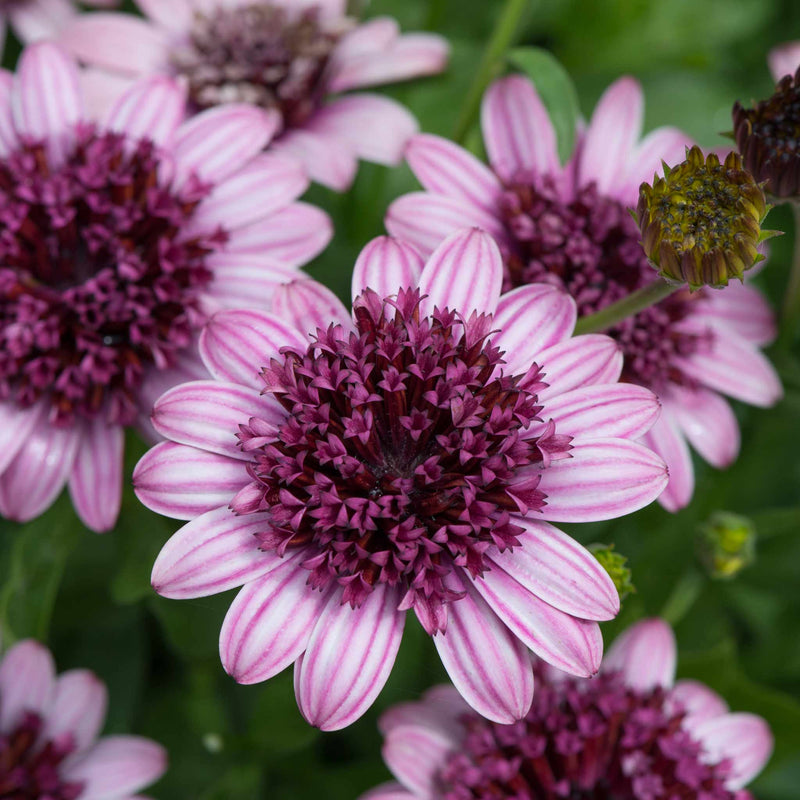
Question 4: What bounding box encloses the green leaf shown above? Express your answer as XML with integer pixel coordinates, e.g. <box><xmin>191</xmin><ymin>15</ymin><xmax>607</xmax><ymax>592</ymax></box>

<box><xmin>507</xmin><ymin>46</ymin><xmax>580</xmax><ymax>164</ymax></box>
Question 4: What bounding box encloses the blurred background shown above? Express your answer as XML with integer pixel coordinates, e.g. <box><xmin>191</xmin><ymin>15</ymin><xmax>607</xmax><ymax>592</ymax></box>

<box><xmin>2</xmin><ymin>0</ymin><xmax>800</xmax><ymax>797</ymax></box>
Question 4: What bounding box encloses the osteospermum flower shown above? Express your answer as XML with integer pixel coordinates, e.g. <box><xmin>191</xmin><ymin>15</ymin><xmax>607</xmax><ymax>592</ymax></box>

<box><xmin>362</xmin><ymin>619</ymin><xmax>773</xmax><ymax>800</ymax></box>
<box><xmin>0</xmin><ymin>43</ymin><xmax>331</xmax><ymax>532</ymax></box>
<box><xmin>0</xmin><ymin>0</ymin><xmax>117</xmax><ymax>62</ymax></box>
<box><xmin>59</xmin><ymin>0</ymin><xmax>449</xmax><ymax>190</ymax></box>
<box><xmin>0</xmin><ymin>638</ymin><xmax>167</xmax><ymax>798</ymax></box>
<box><xmin>388</xmin><ymin>75</ymin><xmax>782</xmax><ymax>511</ymax></box>
<box><xmin>134</xmin><ymin>228</ymin><xmax>668</xmax><ymax>730</ymax></box>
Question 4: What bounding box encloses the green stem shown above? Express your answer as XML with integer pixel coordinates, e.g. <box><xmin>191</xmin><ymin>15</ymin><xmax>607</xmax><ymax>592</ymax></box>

<box><xmin>452</xmin><ymin>0</ymin><xmax>530</xmax><ymax>144</ymax></box>
<box><xmin>779</xmin><ymin>202</ymin><xmax>800</xmax><ymax>338</ymax></box>
<box><xmin>660</xmin><ymin>569</ymin><xmax>704</xmax><ymax>627</ymax></box>
<box><xmin>574</xmin><ymin>279</ymin><xmax>679</xmax><ymax>335</ymax></box>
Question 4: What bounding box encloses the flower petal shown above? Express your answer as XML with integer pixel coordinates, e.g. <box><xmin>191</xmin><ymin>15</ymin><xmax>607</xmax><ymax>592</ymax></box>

<box><xmin>135</xmin><ymin>0</ymin><xmax>192</xmax><ymax>30</ymax></box>
<box><xmin>693</xmin><ymin>713</ymin><xmax>773</xmax><ymax>789</ymax></box>
<box><xmin>578</xmin><ymin>76</ymin><xmax>643</xmax><ymax>196</ymax></box>
<box><xmin>151</xmin><ymin>506</ymin><xmax>281</xmax><ymax>599</ymax></box>
<box><xmin>386</xmin><ymin>192</ymin><xmax>507</xmax><ymax>257</ymax></box>
<box><xmin>224</xmin><ymin>202</ymin><xmax>333</xmax><ymax>267</ymax></box>
<box><xmin>698</xmin><ymin>281</ymin><xmax>777</xmax><ymax>347</ymax></box>
<box><xmin>481</xmin><ymin>74</ymin><xmax>559</xmax><ymax>182</ymax></box>
<box><xmin>433</xmin><ymin>572</ymin><xmax>534</xmax><ymax>723</ymax></box>
<box><xmin>670</xmin><ymin>679</ymin><xmax>728</xmax><ymax>726</ymax></box>
<box><xmin>64</xmin><ymin>736</ymin><xmax>167</xmax><ymax>800</ymax></box>
<box><xmin>667</xmin><ymin>387</ymin><xmax>739</xmax><ymax>469</ymax></box>
<box><xmin>68</xmin><ymin>419</ymin><xmax>124</xmax><ymax>533</ymax></box>
<box><xmin>200</xmin><ymin>309</ymin><xmax>308</xmax><ymax>389</ymax></box>
<box><xmin>133</xmin><ymin>441</ymin><xmax>248</xmax><ymax>520</ymax></box>
<box><xmin>0</xmin><ymin>401</ymin><xmax>42</xmax><ymax>475</ymax></box>
<box><xmin>0</xmin><ymin>69</ymin><xmax>19</xmax><ymax>155</ymax></box>
<box><xmin>104</xmin><ymin>75</ymin><xmax>185</xmax><ymax>148</ymax></box>
<box><xmin>152</xmin><ymin>380</ymin><xmax>281</xmax><ymax>460</ymax></box>
<box><xmin>270</xmin><ymin>128</ymin><xmax>358</xmax><ymax>191</ymax></box>
<box><xmin>488</xmin><ymin>517</ymin><xmax>619</xmax><ymax>621</ymax></box>
<box><xmin>641</xmin><ymin>408</ymin><xmax>695</xmax><ymax>513</ymax></box>
<box><xmin>473</xmin><ymin>565</ymin><xmax>603</xmax><ymax>677</ymax></box>
<box><xmin>351</xmin><ymin>236</ymin><xmax>424</xmax><ymax>300</ymax></box>
<box><xmin>418</xmin><ymin>228</ymin><xmax>503</xmax><ymax>317</ymax></box>
<box><xmin>271</xmin><ymin>278</ymin><xmax>352</xmax><ymax>337</ymax></box>
<box><xmin>220</xmin><ymin>556</ymin><xmax>330</xmax><ymax>684</ymax></box>
<box><xmin>0</xmin><ymin>640</ymin><xmax>55</xmax><ymax>731</ymax></box>
<box><xmin>203</xmin><ymin>253</ymin><xmax>300</xmax><ymax>312</ymax></box>
<box><xmin>536</xmin><ymin>335</ymin><xmax>623</xmax><ymax>402</ymax></box>
<box><xmin>603</xmin><ymin>618</ymin><xmax>677</xmax><ymax>690</ymax></box>
<box><xmin>173</xmin><ymin>104</ymin><xmax>279</xmax><ymax>186</ymax></box>
<box><xmin>542</xmin><ymin>384</ymin><xmax>661</xmax><ymax>440</ymax></box>
<box><xmin>45</xmin><ymin>670</ymin><xmax>108</xmax><ymax>752</ymax></box>
<box><xmin>621</xmin><ymin>126</ymin><xmax>692</xmax><ymax>201</ymax></box>
<box><xmin>382</xmin><ymin>723</ymin><xmax>455</xmax><ymax>797</ymax></box>
<box><xmin>405</xmin><ymin>133</ymin><xmax>503</xmax><ymax>213</ymax></box>
<box><xmin>295</xmin><ymin>584</ymin><xmax>405</xmax><ymax>730</ymax></box>
<box><xmin>308</xmin><ymin>93</ymin><xmax>418</xmax><ymax>166</ymax></box>
<box><xmin>536</xmin><ymin>438</ymin><xmax>668</xmax><ymax>522</ymax></box>
<box><xmin>359</xmin><ymin>783</ymin><xmax>416</xmax><ymax>800</ymax></box>
<box><xmin>492</xmin><ymin>284</ymin><xmax>577</xmax><ymax>373</ymax></box>
<box><xmin>769</xmin><ymin>42</ymin><xmax>800</xmax><ymax>81</ymax></box>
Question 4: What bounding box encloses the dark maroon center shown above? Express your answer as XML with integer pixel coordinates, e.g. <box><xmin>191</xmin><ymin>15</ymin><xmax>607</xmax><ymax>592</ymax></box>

<box><xmin>171</xmin><ymin>3</ymin><xmax>346</xmax><ymax>126</ymax></box>
<box><xmin>233</xmin><ymin>288</ymin><xmax>571</xmax><ymax>630</ymax></box>
<box><xmin>0</xmin><ymin>711</ymin><xmax>84</xmax><ymax>799</ymax></box>
<box><xmin>0</xmin><ymin>126</ymin><xmax>223</xmax><ymax>426</ymax></box>
<box><xmin>436</xmin><ymin>670</ymin><xmax>736</xmax><ymax>800</ymax></box>
<box><xmin>499</xmin><ymin>173</ymin><xmax>710</xmax><ymax>392</ymax></box>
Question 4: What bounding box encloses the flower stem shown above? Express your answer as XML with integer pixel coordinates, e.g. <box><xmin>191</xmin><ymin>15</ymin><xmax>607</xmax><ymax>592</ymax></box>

<box><xmin>574</xmin><ymin>279</ymin><xmax>679</xmax><ymax>335</ymax></box>
<box><xmin>452</xmin><ymin>0</ymin><xmax>530</xmax><ymax>144</ymax></box>
<box><xmin>660</xmin><ymin>569</ymin><xmax>704</xmax><ymax>627</ymax></box>
<box><xmin>780</xmin><ymin>202</ymin><xmax>800</xmax><ymax>337</ymax></box>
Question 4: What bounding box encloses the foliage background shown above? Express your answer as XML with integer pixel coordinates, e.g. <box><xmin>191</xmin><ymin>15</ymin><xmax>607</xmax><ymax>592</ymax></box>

<box><xmin>2</xmin><ymin>0</ymin><xmax>800</xmax><ymax>797</ymax></box>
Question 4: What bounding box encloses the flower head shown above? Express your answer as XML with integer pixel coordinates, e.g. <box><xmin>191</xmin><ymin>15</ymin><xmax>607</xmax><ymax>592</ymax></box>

<box><xmin>733</xmin><ymin>68</ymin><xmax>800</xmax><ymax>200</ymax></box>
<box><xmin>363</xmin><ymin>619</ymin><xmax>773</xmax><ymax>800</ymax></box>
<box><xmin>388</xmin><ymin>74</ymin><xmax>782</xmax><ymax>511</ymax></box>
<box><xmin>637</xmin><ymin>147</ymin><xmax>769</xmax><ymax>288</ymax></box>
<box><xmin>59</xmin><ymin>0</ymin><xmax>449</xmax><ymax>190</ymax></box>
<box><xmin>0</xmin><ymin>639</ymin><xmax>166</xmax><ymax>798</ymax></box>
<box><xmin>135</xmin><ymin>228</ymin><xmax>668</xmax><ymax>730</ymax></box>
<box><xmin>0</xmin><ymin>43</ymin><xmax>331</xmax><ymax>531</ymax></box>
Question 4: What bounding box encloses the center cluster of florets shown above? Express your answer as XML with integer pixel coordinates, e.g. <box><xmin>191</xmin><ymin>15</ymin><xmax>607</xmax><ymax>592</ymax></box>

<box><xmin>0</xmin><ymin>710</ymin><xmax>84</xmax><ymax>799</ymax></box>
<box><xmin>172</xmin><ymin>3</ymin><xmax>347</xmax><ymax>124</ymax></box>
<box><xmin>0</xmin><ymin>126</ymin><xmax>222</xmax><ymax>425</ymax></box>
<box><xmin>436</xmin><ymin>670</ymin><xmax>736</xmax><ymax>800</ymax></box>
<box><xmin>235</xmin><ymin>288</ymin><xmax>570</xmax><ymax>623</ymax></box>
<box><xmin>499</xmin><ymin>173</ymin><xmax>709</xmax><ymax>391</ymax></box>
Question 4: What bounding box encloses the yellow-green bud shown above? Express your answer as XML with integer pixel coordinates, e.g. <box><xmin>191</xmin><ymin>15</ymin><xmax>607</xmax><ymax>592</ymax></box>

<box><xmin>589</xmin><ymin>543</ymin><xmax>635</xmax><ymax>601</ymax></box>
<box><xmin>636</xmin><ymin>146</ymin><xmax>773</xmax><ymax>290</ymax></box>
<box><xmin>697</xmin><ymin>511</ymin><xmax>756</xmax><ymax>580</ymax></box>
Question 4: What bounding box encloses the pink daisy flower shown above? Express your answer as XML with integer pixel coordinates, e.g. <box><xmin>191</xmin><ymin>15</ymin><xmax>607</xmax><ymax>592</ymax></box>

<box><xmin>0</xmin><ymin>42</ymin><xmax>331</xmax><ymax>532</ymax></box>
<box><xmin>362</xmin><ymin>618</ymin><xmax>773</xmax><ymax>800</ymax></box>
<box><xmin>0</xmin><ymin>0</ymin><xmax>118</xmax><ymax>62</ymax></box>
<box><xmin>134</xmin><ymin>227</ymin><xmax>668</xmax><ymax>730</ymax></box>
<box><xmin>387</xmin><ymin>75</ymin><xmax>782</xmax><ymax>511</ymax></box>
<box><xmin>58</xmin><ymin>0</ymin><xmax>449</xmax><ymax>190</ymax></box>
<box><xmin>0</xmin><ymin>638</ymin><xmax>167</xmax><ymax>798</ymax></box>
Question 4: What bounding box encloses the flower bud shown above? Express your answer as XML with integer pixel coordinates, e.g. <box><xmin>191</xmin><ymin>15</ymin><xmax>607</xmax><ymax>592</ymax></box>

<box><xmin>733</xmin><ymin>67</ymin><xmax>800</xmax><ymax>200</ymax></box>
<box><xmin>697</xmin><ymin>511</ymin><xmax>756</xmax><ymax>580</ymax></box>
<box><xmin>636</xmin><ymin>146</ymin><xmax>772</xmax><ymax>289</ymax></box>
<box><xmin>589</xmin><ymin>543</ymin><xmax>635</xmax><ymax>601</ymax></box>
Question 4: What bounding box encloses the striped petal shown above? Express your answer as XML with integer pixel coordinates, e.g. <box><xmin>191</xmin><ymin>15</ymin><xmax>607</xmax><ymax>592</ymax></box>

<box><xmin>536</xmin><ymin>335</ymin><xmax>623</xmax><ymax>402</ymax></box>
<box><xmin>536</xmin><ymin>438</ymin><xmax>668</xmax><ymax>522</ymax></box>
<box><xmin>105</xmin><ymin>75</ymin><xmax>185</xmax><ymax>148</ymax></box>
<box><xmin>351</xmin><ymin>236</ymin><xmax>424</xmax><ymax>300</ymax></box>
<box><xmin>204</xmin><ymin>253</ymin><xmax>299</xmax><ymax>312</ymax></box>
<box><xmin>45</xmin><ymin>670</ymin><xmax>107</xmax><ymax>752</ymax></box>
<box><xmin>642</xmin><ymin>409</ymin><xmax>695</xmax><ymax>513</ymax></box>
<box><xmin>271</xmin><ymin>279</ymin><xmax>352</xmax><ymax>337</ymax></box>
<box><xmin>603</xmin><ymin>618</ymin><xmax>677</xmax><ymax>690</ymax></box>
<box><xmin>418</xmin><ymin>228</ymin><xmax>503</xmax><ymax>317</ymax></box>
<box><xmin>433</xmin><ymin>572</ymin><xmax>534</xmax><ymax>723</ymax></box>
<box><xmin>270</xmin><ymin>127</ymin><xmax>358</xmax><ymax>191</ymax></box>
<box><xmin>295</xmin><ymin>584</ymin><xmax>405</xmax><ymax>730</ymax></box>
<box><xmin>670</xmin><ymin>679</ymin><xmax>728</xmax><ymax>726</ymax></box>
<box><xmin>0</xmin><ymin>640</ymin><xmax>55</xmax><ymax>731</ymax></box>
<box><xmin>133</xmin><ymin>441</ymin><xmax>248</xmax><ymax>520</ymax></box>
<box><xmin>667</xmin><ymin>387</ymin><xmax>739</xmax><ymax>468</ymax></box>
<box><xmin>151</xmin><ymin>506</ymin><xmax>281</xmax><ymax>599</ymax></box>
<box><xmin>383</xmin><ymin>723</ymin><xmax>456</xmax><ymax>797</ymax></box>
<box><xmin>698</xmin><ymin>281</ymin><xmax>777</xmax><ymax>346</ymax></box>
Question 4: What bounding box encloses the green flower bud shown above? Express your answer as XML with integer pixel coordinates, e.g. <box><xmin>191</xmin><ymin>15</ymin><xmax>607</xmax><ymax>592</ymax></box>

<box><xmin>589</xmin><ymin>543</ymin><xmax>635</xmax><ymax>601</ymax></box>
<box><xmin>697</xmin><ymin>511</ymin><xmax>756</xmax><ymax>580</ymax></box>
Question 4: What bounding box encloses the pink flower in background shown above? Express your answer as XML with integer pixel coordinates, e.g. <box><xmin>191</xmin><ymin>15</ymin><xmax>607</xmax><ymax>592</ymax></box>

<box><xmin>0</xmin><ymin>43</ymin><xmax>331</xmax><ymax>532</ymax></box>
<box><xmin>0</xmin><ymin>638</ymin><xmax>167</xmax><ymax>798</ymax></box>
<box><xmin>59</xmin><ymin>0</ymin><xmax>449</xmax><ymax>190</ymax></box>
<box><xmin>0</xmin><ymin>0</ymin><xmax>118</xmax><ymax>61</ymax></box>
<box><xmin>135</xmin><ymin>227</ymin><xmax>668</xmax><ymax>730</ymax></box>
<box><xmin>768</xmin><ymin>41</ymin><xmax>800</xmax><ymax>81</ymax></box>
<box><xmin>387</xmin><ymin>75</ymin><xmax>782</xmax><ymax>512</ymax></box>
<box><xmin>362</xmin><ymin>619</ymin><xmax>773</xmax><ymax>800</ymax></box>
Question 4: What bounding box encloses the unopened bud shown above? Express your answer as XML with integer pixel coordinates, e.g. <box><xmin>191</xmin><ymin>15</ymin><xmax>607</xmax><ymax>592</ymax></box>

<box><xmin>697</xmin><ymin>511</ymin><xmax>756</xmax><ymax>580</ymax></box>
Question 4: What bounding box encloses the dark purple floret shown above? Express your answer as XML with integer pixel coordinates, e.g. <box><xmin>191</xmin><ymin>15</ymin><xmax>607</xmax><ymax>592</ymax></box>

<box><xmin>436</xmin><ymin>670</ymin><xmax>737</xmax><ymax>800</ymax></box>
<box><xmin>171</xmin><ymin>3</ymin><xmax>347</xmax><ymax>125</ymax></box>
<box><xmin>234</xmin><ymin>288</ymin><xmax>571</xmax><ymax>631</ymax></box>
<box><xmin>499</xmin><ymin>172</ymin><xmax>711</xmax><ymax>392</ymax></box>
<box><xmin>0</xmin><ymin>126</ymin><xmax>222</xmax><ymax>426</ymax></box>
<box><xmin>0</xmin><ymin>711</ymin><xmax>84</xmax><ymax>799</ymax></box>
